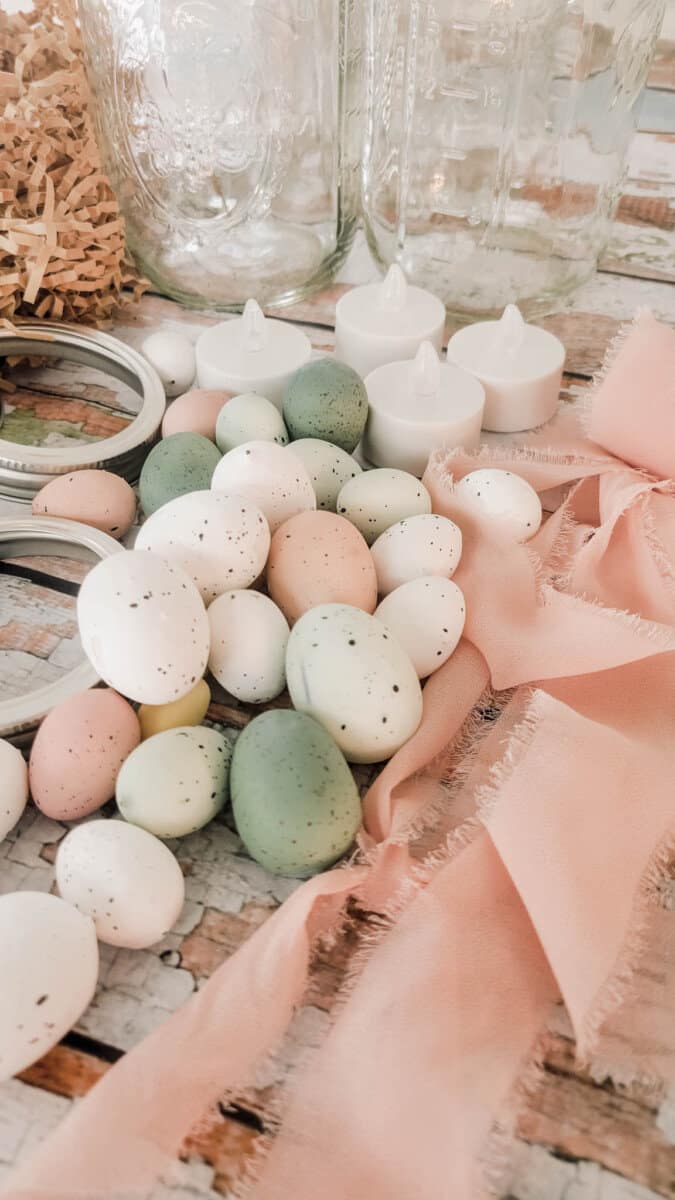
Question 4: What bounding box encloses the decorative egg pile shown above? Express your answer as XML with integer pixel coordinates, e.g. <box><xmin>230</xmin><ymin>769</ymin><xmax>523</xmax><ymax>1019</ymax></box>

<box><xmin>2</xmin><ymin>325</ymin><xmax>545</xmax><ymax>1083</ymax></box>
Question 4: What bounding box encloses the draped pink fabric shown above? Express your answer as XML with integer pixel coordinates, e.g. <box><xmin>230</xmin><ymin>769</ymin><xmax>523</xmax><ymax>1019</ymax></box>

<box><xmin>6</xmin><ymin>311</ymin><xmax>675</xmax><ymax>1200</ymax></box>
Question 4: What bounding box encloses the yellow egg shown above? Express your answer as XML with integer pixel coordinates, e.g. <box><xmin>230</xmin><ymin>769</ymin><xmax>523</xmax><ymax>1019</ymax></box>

<box><xmin>138</xmin><ymin>679</ymin><xmax>211</xmax><ymax>740</ymax></box>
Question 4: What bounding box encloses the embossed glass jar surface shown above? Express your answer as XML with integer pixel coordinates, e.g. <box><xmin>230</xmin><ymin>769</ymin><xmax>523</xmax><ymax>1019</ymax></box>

<box><xmin>78</xmin><ymin>0</ymin><xmax>363</xmax><ymax>309</ymax></box>
<box><xmin>363</xmin><ymin>0</ymin><xmax>664</xmax><ymax>320</ymax></box>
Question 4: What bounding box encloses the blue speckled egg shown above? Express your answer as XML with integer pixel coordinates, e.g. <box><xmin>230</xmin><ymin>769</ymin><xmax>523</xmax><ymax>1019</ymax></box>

<box><xmin>231</xmin><ymin>710</ymin><xmax>362</xmax><ymax>878</ymax></box>
<box><xmin>283</xmin><ymin>359</ymin><xmax>368</xmax><ymax>453</ymax></box>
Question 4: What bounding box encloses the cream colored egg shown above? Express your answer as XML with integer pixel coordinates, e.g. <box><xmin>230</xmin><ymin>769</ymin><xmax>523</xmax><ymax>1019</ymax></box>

<box><xmin>375</xmin><ymin>577</ymin><xmax>466</xmax><ymax>678</ymax></box>
<box><xmin>216</xmin><ymin>393</ymin><xmax>288</xmax><ymax>453</ymax></box>
<box><xmin>56</xmin><ymin>820</ymin><xmax>185</xmax><ymax>949</ymax></box>
<box><xmin>0</xmin><ymin>740</ymin><xmax>28</xmax><ymax>840</ymax></box>
<box><xmin>286</xmin><ymin>439</ymin><xmax>361</xmax><ymax>511</ymax></box>
<box><xmin>77</xmin><ymin>550</ymin><xmax>210</xmax><ymax>705</ymax></box>
<box><xmin>117</xmin><ymin>726</ymin><xmax>232</xmax><ymax>838</ymax></box>
<box><xmin>136</xmin><ymin>490</ymin><xmax>270</xmax><ymax>602</ymax></box>
<box><xmin>208</xmin><ymin>590</ymin><xmax>289</xmax><ymax>703</ymax></box>
<box><xmin>0</xmin><ymin>892</ymin><xmax>98</xmax><ymax>1081</ymax></box>
<box><xmin>142</xmin><ymin>330</ymin><xmax>195</xmax><ymax>398</ymax></box>
<box><xmin>370</xmin><ymin>513</ymin><xmax>463</xmax><ymax>595</ymax></box>
<box><xmin>138</xmin><ymin>678</ymin><xmax>211</xmax><ymax>740</ymax></box>
<box><xmin>337</xmin><ymin>469</ymin><xmax>431</xmax><ymax>545</ymax></box>
<box><xmin>455</xmin><ymin>469</ymin><xmax>542</xmax><ymax>541</ymax></box>
<box><xmin>211</xmin><ymin>440</ymin><xmax>315</xmax><ymax>533</ymax></box>
<box><xmin>286</xmin><ymin>603</ymin><xmax>423</xmax><ymax>763</ymax></box>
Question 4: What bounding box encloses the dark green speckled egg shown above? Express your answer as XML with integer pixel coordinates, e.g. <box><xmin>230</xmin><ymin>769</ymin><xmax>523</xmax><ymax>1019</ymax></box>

<box><xmin>282</xmin><ymin>359</ymin><xmax>368</xmax><ymax>453</ymax></box>
<box><xmin>231</xmin><ymin>709</ymin><xmax>362</xmax><ymax>878</ymax></box>
<box><xmin>139</xmin><ymin>433</ymin><xmax>221</xmax><ymax>516</ymax></box>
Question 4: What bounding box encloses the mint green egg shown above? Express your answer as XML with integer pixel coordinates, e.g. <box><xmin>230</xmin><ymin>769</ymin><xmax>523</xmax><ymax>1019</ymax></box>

<box><xmin>139</xmin><ymin>433</ymin><xmax>221</xmax><ymax>516</ymax></box>
<box><xmin>231</xmin><ymin>710</ymin><xmax>362</xmax><ymax>878</ymax></box>
<box><xmin>283</xmin><ymin>359</ymin><xmax>368</xmax><ymax>453</ymax></box>
<box><xmin>117</xmin><ymin>725</ymin><xmax>231</xmax><ymax>837</ymax></box>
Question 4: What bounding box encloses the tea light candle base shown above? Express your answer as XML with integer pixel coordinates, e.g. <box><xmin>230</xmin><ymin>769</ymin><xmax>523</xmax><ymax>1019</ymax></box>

<box><xmin>334</xmin><ymin>266</ymin><xmax>445</xmax><ymax>378</ymax></box>
<box><xmin>446</xmin><ymin>305</ymin><xmax>565</xmax><ymax>433</ymax></box>
<box><xmin>362</xmin><ymin>342</ymin><xmax>485</xmax><ymax>478</ymax></box>
<box><xmin>195</xmin><ymin>299</ymin><xmax>312</xmax><ymax>410</ymax></box>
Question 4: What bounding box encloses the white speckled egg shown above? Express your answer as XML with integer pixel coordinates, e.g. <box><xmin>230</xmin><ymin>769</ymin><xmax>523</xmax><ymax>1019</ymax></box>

<box><xmin>56</xmin><ymin>820</ymin><xmax>185</xmax><ymax>949</ymax></box>
<box><xmin>211</xmin><ymin>440</ymin><xmax>315</xmax><ymax>533</ymax></box>
<box><xmin>455</xmin><ymin>469</ymin><xmax>542</xmax><ymax>541</ymax></box>
<box><xmin>216</xmin><ymin>393</ymin><xmax>288</xmax><ymax>453</ymax></box>
<box><xmin>208</xmin><ymin>590</ymin><xmax>289</xmax><ymax>703</ymax></box>
<box><xmin>286</xmin><ymin>604</ymin><xmax>423</xmax><ymax>763</ymax></box>
<box><xmin>336</xmin><ymin>469</ymin><xmax>431</xmax><ymax>545</ymax></box>
<box><xmin>117</xmin><ymin>726</ymin><xmax>232</xmax><ymax>838</ymax></box>
<box><xmin>136</xmin><ymin>490</ymin><xmax>270</xmax><ymax>603</ymax></box>
<box><xmin>376</xmin><ymin>577</ymin><xmax>466</xmax><ymax>678</ymax></box>
<box><xmin>141</xmin><ymin>330</ymin><xmax>196</xmax><ymax>398</ymax></box>
<box><xmin>77</xmin><ymin>550</ymin><xmax>210</xmax><ymax>705</ymax></box>
<box><xmin>0</xmin><ymin>892</ymin><xmax>98</xmax><ymax>1081</ymax></box>
<box><xmin>0</xmin><ymin>740</ymin><xmax>27</xmax><ymax>841</ymax></box>
<box><xmin>286</xmin><ymin>439</ymin><xmax>361</xmax><ymax>512</ymax></box>
<box><xmin>370</xmin><ymin>513</ymin><xmax>463</xmax><ymax>595</ymax></box>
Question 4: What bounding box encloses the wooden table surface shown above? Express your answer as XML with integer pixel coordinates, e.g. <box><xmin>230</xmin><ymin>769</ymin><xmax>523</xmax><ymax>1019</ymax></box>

<box><xmin>0</xmin><ymin>44</ymin><xmax>674</xmax><ymax>1200</ymax></box>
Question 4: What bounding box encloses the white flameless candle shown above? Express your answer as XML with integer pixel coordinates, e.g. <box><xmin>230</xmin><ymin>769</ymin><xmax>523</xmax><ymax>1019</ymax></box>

<box><xmin>446</xmin><ymin>305</ymin><xmax>565</xmax><ymax>433</ymax></box>
<box><xmin>362</xmin><ymin>341</ymin><xmax>485</xmax><ymax>477</ymax></box>
<box><xmin>195</xmin><ymin>299</ymin><xmax>312</xmax><ymax>410</ymax></box>
<box><xmin>334</xmin><ymin>266</ymin><xmax>446</xmax><ymax>378</ymax></box>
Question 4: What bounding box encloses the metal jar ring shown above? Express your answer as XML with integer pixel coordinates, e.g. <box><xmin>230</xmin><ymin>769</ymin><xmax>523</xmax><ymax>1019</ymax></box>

<box><xmin>0</xmin><ymin>516</ymin><xmax>122</xmax><ymax>744</ymax></box>
<box><xmin>0</xmin><ymin>320</ymin><xmax>165</xmax><ymax>501</ymax></box>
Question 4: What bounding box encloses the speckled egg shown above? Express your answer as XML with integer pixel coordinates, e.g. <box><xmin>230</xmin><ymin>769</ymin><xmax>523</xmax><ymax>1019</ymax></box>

<box><xmin>139</xmin><ymin>433</ymin><xmax>222</xmax><ymax>517</ymax></box>
<box><xmin>162</xmin><ymin>389</ymin><xmax>230</xmax><ymax>440</ymax></box>
<box><xmin>32</xmin><ymin>470</ymin><xmax>136</xmax><ymax>539</ymax></box>
<box><xmin>336</xmin><ymin>469</ymin><xmax>432</xmax><ymax>546</ymax></box>
<box><xmin>0</xmin><ymin>891</ymin><xmax>98</xmax><ymax>1082</ymax></box>
<box><xmin>208</xmin><ymin>590</ymin><xmax>289</xmax><ymax>703</ymax></box>
<box><xmin>286</xmin><ymin>438</ymin><xmax>361</xmax><ymax>511</ymax></box>
<box><xmin>136</xmin><ymin>490</ymin><xmax>270</xmax><ymax>602</ymax></box>
<box><xmin>142</xmin><ymin>330</ymin><xmax>196</xmax><ymax>398</ymax></box>
<box><xmin>116</xmin><ymin>725</ymin><xmax>231</xmax><ymax>838</ymax></box>
<box><xmin>455</xmin><ymin>469</ymin><xmax>542</xmax><ymax>541</ymax></box>
<box><xmin>215</xmin><ymin>393</ymin><xmax>288</xmax><ymax>453</ymax></box>
<box><xmin>138</xmin><ymin>678</ymin><xmax>211</xmax><ymax>740</ymax></box>
<box><xmin>376</xmin><ymin>577</ymin><xmax>466</xmax><ymax>678</ymax></box>
<box><xmin>286</xmin><ymin>604</ymin><xmax>423</xmax><ymax>764</ymax></box>
<box><xmin>77</xmin><ymin>550</ymin><xmax>210</xmax><ymax>705</ymax></box>
<box><xmin>267</xmin><ymin>510</ymin><xmax>377</xmax><ymax>625</ymax></box>
<box><xmin>370</xmin><ymin>513</ymin><xmax>463</xmax><ymax>595</ymax></box>
<box><xmin>283</xmin><ymin>359</ymin><xmax>368</xmax><ymax>453</ymax></box>
<box><xmin>0</xmin><ymin>739</ymin><xmax>28</xmax><ymax>840</ymax></box>
<box><xmin>211</xmin><ymin>440</ymin><xmax>315</xmax><ymax>533</ymax></box>
<box><xmin>29</xmin><ymin>688</ymin><xmax>141</xmax><ymax>820</ymax></box>
<box><xmin>231</xmin><ymin>710</ymin><xmax>362</xmax><ymax>878</ymax></box>
<box><xmin>56</xmin><ymin>819</ymin><xmax>185</xmax><ymax>949</ymax></box>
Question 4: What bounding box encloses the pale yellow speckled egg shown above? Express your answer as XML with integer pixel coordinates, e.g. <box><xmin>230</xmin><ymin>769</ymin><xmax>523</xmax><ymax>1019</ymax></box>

<box><xmin>138</xmin><ymin>678</ymin><xmax>211</xmax><ymax>740</ymax></box>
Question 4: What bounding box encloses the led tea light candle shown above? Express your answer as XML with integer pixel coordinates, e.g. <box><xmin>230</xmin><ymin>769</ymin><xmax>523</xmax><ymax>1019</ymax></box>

<box><xmin>446</xmin><ymin>304</ymin><xmax>565</xmax><ymax>434</ymax></box>
<box><xmin>362</xmin><ymin>341</ymin><xmax>485</xmax><ymax>477</ymax></box>
<box><xmin>334</xmin><ymin>265</ymin><xmax>446</xmax><ymax>377</ymax></box>
<box><xmin>195</xmin><ymin>299</ymin><xmax>312</xmax><ymax>410</ymax></box>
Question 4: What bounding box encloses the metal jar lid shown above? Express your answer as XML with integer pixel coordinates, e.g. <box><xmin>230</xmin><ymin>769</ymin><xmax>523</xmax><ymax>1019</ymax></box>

<box><xmin>0</xmin><ymin>516</ymin><xmax>122</xmax><ymax>744</ymax></box>
<box><xmin>0</xmin><ymin>321</ymin><xmax>166</xmax><ymax>500</ymax></box>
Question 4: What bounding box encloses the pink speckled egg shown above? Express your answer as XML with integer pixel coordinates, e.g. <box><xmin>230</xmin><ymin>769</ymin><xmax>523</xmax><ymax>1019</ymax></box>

<box><xmin>267</xmin><ymin>510</ymin><xmax>377</xmax><ymax>625</ymax></box>
<box><xmin>161</xmin><ymin>388</ymin><xmax>230</xmax><ymax>440</ymax></box>
<box><xmin>29</xmin><ymin>689</ymin><xmax>141</xmax><ymax>820</ymax></box>
<box><xmin>32</xmin><ymin>470</ymin><xmax>136</xmax><ymax>539</ymax></box>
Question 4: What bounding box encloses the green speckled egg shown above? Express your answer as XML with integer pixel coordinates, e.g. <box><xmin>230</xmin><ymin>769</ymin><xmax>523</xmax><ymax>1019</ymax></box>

<box><xmin>139</xmin><ymin>433</ymin><xmax>221</xmax><ymax>516</ymax></box>
<box><xmin>116</xmin><ymin>725</ymin><xmax>232</xmax><ymax>838</ymax></box>
<box><xmin>282</xmin><ymin>360</ymin><xmax>368</xmax><ymax>453</ymax></box>
<box><xmin>231</xmin><ymin>710</ymin><xmax>362</xmax><ymax>878</ymax></box>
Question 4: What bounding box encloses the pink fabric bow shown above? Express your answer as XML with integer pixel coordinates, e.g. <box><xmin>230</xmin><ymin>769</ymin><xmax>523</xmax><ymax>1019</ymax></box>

<box><xmin>6</xmin><ymin>312</ymin><xmax>675</xmax><ymax>1200</ymax></box>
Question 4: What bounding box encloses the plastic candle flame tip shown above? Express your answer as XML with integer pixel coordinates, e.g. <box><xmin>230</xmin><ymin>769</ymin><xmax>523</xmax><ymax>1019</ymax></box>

<box><xmin>378</xmin><ymin>264</ymin><xmax>408</xmax><ymax>313</ymax></box>
<box><xmin>412</xmin><ymin>341</ymin><xmax>441</xmax><ymax>398</ymax></box>
<box><xmin>490</xmin><ymin>303</ymin><xmax>526</xmax><ymax>362</ymax></box>
<box><xmin>242</xmin><ymin>298</ymin><xmax>267</xmax><ymax>353</ymax></box>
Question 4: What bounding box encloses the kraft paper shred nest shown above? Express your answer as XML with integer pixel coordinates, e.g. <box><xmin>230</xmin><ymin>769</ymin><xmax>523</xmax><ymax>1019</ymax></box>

<box><xmin>0</xmin><ymin>0</ymin><xmax>146</xmax><ymax>330</ymax></box>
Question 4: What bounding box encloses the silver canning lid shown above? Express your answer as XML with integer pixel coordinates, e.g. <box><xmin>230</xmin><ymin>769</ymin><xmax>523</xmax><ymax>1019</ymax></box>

<box><xmin>0</xmin><ymin>516</ymin><xmax>122</xmax><ymax>744</ymax></box>
<box><xmin>0</xmin><ymin>320</ymin><xmax>166</xmax><ymax>500</ymax></box>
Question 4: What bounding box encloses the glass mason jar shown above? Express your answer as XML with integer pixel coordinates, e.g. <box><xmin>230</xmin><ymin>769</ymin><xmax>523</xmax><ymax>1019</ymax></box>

<box><xmin>78</xmin><ymin>0</ymin><xmax>363</xmax><ymax>309</ymax></box>
<box><xmin>362</xmin><ymin>0</ymin><xmax>665</xmax><ymax>320</ymax></box>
